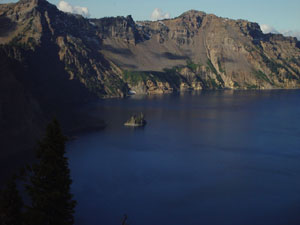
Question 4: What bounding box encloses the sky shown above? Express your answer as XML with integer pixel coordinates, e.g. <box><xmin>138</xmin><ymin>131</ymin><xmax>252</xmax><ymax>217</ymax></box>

<box><xmin>1</xmin><ymin>0</ymin><xmax>300</xmax><ymax>38</ymax></box>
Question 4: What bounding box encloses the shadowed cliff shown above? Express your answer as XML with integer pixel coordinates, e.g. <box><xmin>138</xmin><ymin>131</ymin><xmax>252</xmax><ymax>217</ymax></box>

<box><xmin>0</xmin><ymin>0</ymin><xmax>300</xmax><ymax>156</ymax></box>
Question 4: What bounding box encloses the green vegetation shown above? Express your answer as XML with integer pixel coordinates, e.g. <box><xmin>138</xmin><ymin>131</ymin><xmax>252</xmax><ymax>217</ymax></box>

<box><xmin>202</xmin><ymin>77</ymin><xmax>222</xmax><ymax>89</ymax></box>
<box><xmin>217</xmin><ymin>58</ymin><xmax>225</xmax><ymax>73</ymax></box>
<box><xmin>26</xmin><ymin>119</ymin><xmax>76</xmax><ymax>225</ymax></box>
<box><xmin>216</xmin><ymin>73</ymin><xmax>224</xmax><ymax>85</ymax></box>
<box><xmin>176</xmin><ymin>66</ymin><xmax>184</xmax><ymax>73</ymax></box>
<box><xmin>123</xmin><ymin>68</ymin><xmax>182</xmax><ymax>89</ymax></box>
<box><xmin>289</xmin><ymin>57</ymin><xmax>300</xmax><ymax>67</ymax></box>
<box><xmin>161</xmin><ymin>68</ymin><xmax>182</xmax><ymax>86</ymax></box>
<box><xmin>285</xmin><ymin>72</ymin><xmax>298</xmax><ymax>81</ymax></box>
<box><xmin>103</xmin><ymin>75</ymin><xmax>127</xmax><ymax>96</ymax></box>
<box><xmin>206</xmin><ymin>59</ymin><xmax>224</xmax><ymax>88</ymax></box>
<box><xmin>282</xmin><ymin>59</ymin><xmax>300</xmax><ymax>76</ymax></box>
<box><xmin>186</xmin><ymin>60</ymin><xmax>198</xmax><ymax>72</ymax></box>
<box><xmin>206</xmin><ymin>59</ymin><xmax>224</xmax><ymax>85</ymax></box>
<box><xmin>0</xmin><ymin>119</ymin><xmax>76</xmax><ymax>225</ymax></box>
<box><xmin>209</xmin><ymin>78</ymin><xmax>218</xmax><ymax>88</ymax></box>
<box><xmin>253</xmin><ymin>70</ymin><xmax>273</xmax><ymax>84</ymax></box>
<box><xmin>246</xmin><ymin>83</ymin><xmax>259</xmax><ymax>89</ymax></box>
<box><xmin>123</xmin><ymin>70</ymin><xmax>149</xmax><ymax>85</ymax></box>
<box><xmin>259</xmin><ymin>54</ymin><xmax>299</xmax><ymax>82</ymax></box>
<box><xmin>233</xmin><ymin>81</ymin><xmax>240</xmax><ymax>88</ymax></box>
<box><xmin>259</xmin><ymin>54</ymin><xmax>300</xmax><ymax>83</ymax></box>
<box><xmin>0</xmin><ymin>178</ymin><xmax>23</xmax><ymax>225</ymax></box>
<box><xmin>206</xmin><ymin>59</ymin><xmax>218</xmax><ymax>75</ymax></box>
<box><xmin>260</xmin><ymin>52</ymin><xmax>283</xmax><ymax>74</ymax></box>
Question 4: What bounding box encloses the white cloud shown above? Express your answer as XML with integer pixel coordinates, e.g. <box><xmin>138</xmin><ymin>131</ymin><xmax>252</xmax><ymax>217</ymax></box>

<box><xmin>260</xmin><ymin>24</ymin><xmax>300</xmax><ymax>40</ymax></box>
<box><xmin>281</xmin><ymin>30</ymin><xmax>300</xmax><ymax>40</ymax></box>
<box><xmin>150</xmin><ymin>8</ymin><xmax>170</xmax><ymax>21</ymax></box>
<box><xmin>260</xmin><ymin>24</ymin><xmax>279</xmax><ymax>34</ymax></box>
<box><xmin>57</xmin><ymin>1</ymin><xmax>90</xmax><ymax>18</ymax></box>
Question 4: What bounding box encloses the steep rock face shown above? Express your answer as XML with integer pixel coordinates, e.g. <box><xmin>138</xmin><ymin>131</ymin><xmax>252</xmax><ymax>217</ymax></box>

<box><xmin>0</xmin><ymin>0</ymin><xmax>129</xmax><ymax>98</ymax></box>
<box><xmin>0</xmin><ymin>0</ymin><xmax>122</xmax><ymax>155</ymax></box>
<box><xmin>94</xmin><ymin>10</ymin><xmax>300</xmax><ymax>93</ymax></box>
<box><xmin>90</xmin><ymin>15</ymin><xmax>147</xmax><ymax>44</ymax></box>
<box><xmin>1</xmin><ymin>0</ymin><xmax>300</xmax><ymax>154</ymax></box>
<box><xmin>1</xmin><ymin>0</ymin><xmax>300</xmax><ymax>98</ymax></box>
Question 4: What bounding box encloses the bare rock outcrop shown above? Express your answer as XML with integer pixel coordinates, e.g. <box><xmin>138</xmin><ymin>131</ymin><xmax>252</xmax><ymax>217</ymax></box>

<box><xmin>1</xmin><ymin>0</ymin><xmax>300</xmax><ymax>154</ymax></box>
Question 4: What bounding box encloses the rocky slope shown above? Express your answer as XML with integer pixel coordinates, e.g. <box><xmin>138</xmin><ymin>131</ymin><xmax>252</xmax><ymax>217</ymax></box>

<box><xmin>1</xmin><ymin>0</ymin><xmax>300</xmax><ymax>154</ymax></box>
<box><xmin>93</xmin><ymin>10</ymin><xmax>300</xmax><ymax>93</ymax></box>
<box><xmin>1</xmin><ymin>0</ymin><xmax>300</xmax><ymax>98</ymax></box>
<box><xmin>0</xmin><ymin>0</ymin><xmax>125</xmax><ymax>155</ymax></box>
<box><xmin>1</xmin><ymin>0</ymin><xmax>300</xmax><ymax>97</ymax></box>
<box><xmin>0</xmin><ymin>0</ymin><xmax>129</xmax><ymax>98</ymax></box>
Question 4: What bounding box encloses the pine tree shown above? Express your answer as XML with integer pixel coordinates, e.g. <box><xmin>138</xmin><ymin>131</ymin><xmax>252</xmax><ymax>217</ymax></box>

<box><xmin>26</xmin><ymin>119</ymin><xmax>76</xmax><ymax>225</ymax></box>
<box><xmin>0</xmin><ymin>177</ymin><xmax>24</xmax><ymax>225</ymax></box>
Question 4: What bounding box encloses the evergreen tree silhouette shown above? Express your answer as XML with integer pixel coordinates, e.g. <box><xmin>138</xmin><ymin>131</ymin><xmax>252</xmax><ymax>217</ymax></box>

<box><xmin>26</xmin><ymin>119</ymin><xmax>76</xmax><ymax>225</ymax></box>
<box><xmin>0</xmin><ymin>177</ymin><xmax>24</xmax><ymax>225</ymax></box>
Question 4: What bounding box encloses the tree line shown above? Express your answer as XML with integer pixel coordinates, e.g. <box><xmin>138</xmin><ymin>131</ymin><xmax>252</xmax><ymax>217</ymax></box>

<box><xmin>0</xmin><ymin>119</ymin><xmax>76</xmax><ymax>225</ymax></box>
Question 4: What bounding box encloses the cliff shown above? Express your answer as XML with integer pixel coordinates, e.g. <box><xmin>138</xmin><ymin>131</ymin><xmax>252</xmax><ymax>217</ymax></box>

<box><xmin>1</xmin><ymin>0</ymin><xmax>300</xmax><ymax>97</ymax></box>
<box><xmin>1</xmin><ymin>0</ymin><xmax>300</xmax><ymax>154</ymax></box>
<box><xmin>1</xmin><ymin>0</ymin><xmax>300</xmax><ymax>98</ymax></box>
<box><xmin>94</xmin><ymin>10</ymin><xmax>300</xmax><ymax>93</ymax></box>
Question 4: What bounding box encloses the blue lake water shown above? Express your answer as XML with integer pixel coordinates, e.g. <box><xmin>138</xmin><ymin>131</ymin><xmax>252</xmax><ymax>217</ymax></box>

<box><xmin>67</xmin><ymin>90</ymin><xmax>300</xmax><ymax>225</ymax></box>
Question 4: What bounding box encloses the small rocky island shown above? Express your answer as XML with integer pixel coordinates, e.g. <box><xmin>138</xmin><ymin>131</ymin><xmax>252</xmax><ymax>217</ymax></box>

<box><xmin>124</xmin><ymin>113</ymin><xmax>147</xmax><ymax>127</ymax></box>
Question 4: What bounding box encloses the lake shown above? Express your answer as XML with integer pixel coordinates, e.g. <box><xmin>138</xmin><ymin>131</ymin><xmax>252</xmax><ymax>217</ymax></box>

<box><xmin>67</xmin><ymin>90</ymin><xmax>300</xmax><ymax>225</ymax></box>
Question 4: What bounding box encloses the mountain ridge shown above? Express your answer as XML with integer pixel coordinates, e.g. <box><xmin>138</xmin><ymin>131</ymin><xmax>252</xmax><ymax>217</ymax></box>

<box><xmin>0</xmin><ymin>0</ymin><xmax>300</xmax><ymax>154</ymax></box>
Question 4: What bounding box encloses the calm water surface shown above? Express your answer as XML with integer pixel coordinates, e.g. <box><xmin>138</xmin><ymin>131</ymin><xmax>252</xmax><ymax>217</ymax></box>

<box><xmin>67</xmin><ymin>90</ymin><xmax>300</xmax><ymax>225</ymax></box>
